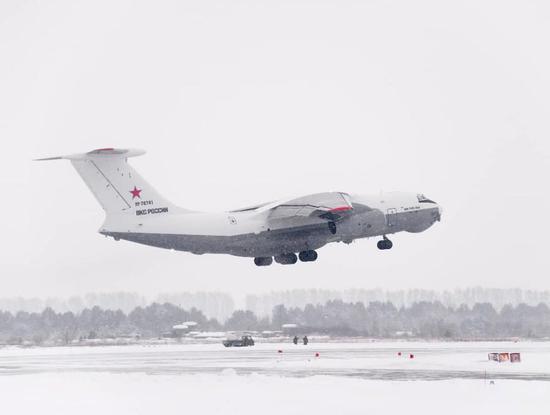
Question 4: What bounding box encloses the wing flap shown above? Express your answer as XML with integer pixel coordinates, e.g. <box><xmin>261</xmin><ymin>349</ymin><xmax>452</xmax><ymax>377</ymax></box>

<box><xmin>265</xmin><ymin>192</ymin><xmax>353</xmax><ymax>227</ymax></box>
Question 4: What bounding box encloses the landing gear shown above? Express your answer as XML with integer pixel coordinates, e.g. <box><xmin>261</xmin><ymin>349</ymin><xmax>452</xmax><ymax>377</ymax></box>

<box><xmin>299</xmin><ymin>250</ymin><xmax>318</xmax><ymax>262</ymax></box>
<box><xmin>274</xmin><ymin>253</ymin><xmax>298</xmax><ymax>265</ymax></box>
<box><xmin>377</xmin><ymin>236</ymin><xmax>393</xmax><ymax>250</ymax></box>
<box><xmin>254</xmin><ymin>257</ymin><xmax>273</xmax><ymax>266</ymax></box>
<box><xmin>257</xmin><ymin>251</ymin><xmax>318</xmax><ymax>266</ymax></box>
<box><xmin>328</xmin><ymin>221</ymin><xmax>337</xmax><ymax>235</ymax></box>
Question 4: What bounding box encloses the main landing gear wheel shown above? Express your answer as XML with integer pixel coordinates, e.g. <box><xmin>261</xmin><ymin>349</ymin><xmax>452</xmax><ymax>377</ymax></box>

<box><xmin>377</xmin><ymin>237</ymin><xmax>393</xmax><ymax>250</ymax></box>
<box><xmin>328</xmin><ymin>221</ymin><xmax>337</xmax><ymax>235</ymax></box>
<box><xmin>299</xmin><ymin>250</ymin><xmax>318</xmax><ymax>262</ymax></box>
<box><xmin>254</xmin><ymin>257</ymin><xmax>273</xmax><ymax>266</ymax></box>
<box><xmin>274</xmin><ymin>253</ymin><xmax>298</xmax><ymax>265</ymax></box>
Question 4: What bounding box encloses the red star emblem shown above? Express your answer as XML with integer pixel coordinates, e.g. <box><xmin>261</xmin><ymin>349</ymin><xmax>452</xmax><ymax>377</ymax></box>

<box><xmin>130</xmin><ymin>186</ymin><xmax>142</xmax><ymax>199</ymax></box>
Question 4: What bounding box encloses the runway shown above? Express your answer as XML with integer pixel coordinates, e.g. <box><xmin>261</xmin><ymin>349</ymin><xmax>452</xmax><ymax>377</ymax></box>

<box><xmin>1</xmin><ymin>341</ymin><xmax>549</xmax><ymax>415</ymax></box>
<box><xmin>1</xmin><ymin>340</ymin><xmax>549</xmax><ymax>381</ymax></box>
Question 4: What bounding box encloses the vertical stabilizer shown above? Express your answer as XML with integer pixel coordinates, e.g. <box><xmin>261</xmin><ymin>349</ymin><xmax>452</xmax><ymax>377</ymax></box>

<box><xmin>36</xmin><ymin>148</ymin><xmax>185</xmax><ymax>218</ymax></box>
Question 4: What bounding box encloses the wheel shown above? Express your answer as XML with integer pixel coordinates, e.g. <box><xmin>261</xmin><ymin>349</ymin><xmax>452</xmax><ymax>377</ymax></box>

<box><xmin>254</xmin><ymin>257</ymin><xmax>273</xmax><ymax>266</ymax></box>
<box><xmin>377</xmin><ymin>239</ymin><xmax>393</xmax><ymax>250</ymax></box>
<box><xmin>274</xmin><ymin>253</ymin><xmax>298</xmax><ymax>264</ymax></box>
<box><xmin>328</xmin><ymin>221</ymin><xmax>337</xmax><ymax>234</ymax></box>
<box><xmin>299</xmin><ymin>250</ymin><xmax>318</xmax><ymax>262</ymax></box>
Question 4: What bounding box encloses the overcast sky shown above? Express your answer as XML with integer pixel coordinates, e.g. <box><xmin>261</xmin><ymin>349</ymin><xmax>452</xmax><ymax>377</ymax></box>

<box><xmin>0</xmin><ymin>0</ymin><xmax>549</xmax><ymax>301</ymax></box>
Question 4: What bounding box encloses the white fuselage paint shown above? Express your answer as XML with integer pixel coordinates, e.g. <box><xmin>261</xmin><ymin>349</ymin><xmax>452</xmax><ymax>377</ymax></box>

<box><xmin>37</xmin><ymin>149</ymin><xmax>442</xmax><ymax>260</ymax></box>
<box><xmin>101</xmin><ymin>191</ymin><xmax>441</xmax><ymax>258</ymax></box>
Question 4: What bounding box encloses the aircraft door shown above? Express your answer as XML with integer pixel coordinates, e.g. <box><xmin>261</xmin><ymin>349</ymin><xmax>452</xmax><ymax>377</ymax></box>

<box><xmin>386</xmin><ymin>208</ymin><xmax>398</xmax><ymax>227</ymax></box>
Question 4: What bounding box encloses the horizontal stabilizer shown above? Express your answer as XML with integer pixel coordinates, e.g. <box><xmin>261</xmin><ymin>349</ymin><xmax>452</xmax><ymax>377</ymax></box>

<box><xmin>34</xmin><ymin>156</ymin><xmax>63</xmax><ymax>161</ymax></box>
<box><xmin>34</xmin><ymin>148</ymin><xmax>145</xmax><ymax>161</ymax></box>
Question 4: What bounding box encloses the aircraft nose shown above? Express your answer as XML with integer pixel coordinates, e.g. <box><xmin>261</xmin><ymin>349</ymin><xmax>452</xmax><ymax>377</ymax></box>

<box><xmin>437</xmin><ymin>205</ymin><xmax>443</xmax><ymax>221</ymax></box>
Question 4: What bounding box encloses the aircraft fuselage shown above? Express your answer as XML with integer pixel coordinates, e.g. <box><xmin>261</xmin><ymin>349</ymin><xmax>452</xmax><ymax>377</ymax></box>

<box><xmin>37</xmin><ymin>148</ymin><xmax>442</xmax><ymax>265</ymax></box>
<box><xmin>101</xmin><ymin>192</ymin><xmax>441</xmax><ymax>258</ymax></box>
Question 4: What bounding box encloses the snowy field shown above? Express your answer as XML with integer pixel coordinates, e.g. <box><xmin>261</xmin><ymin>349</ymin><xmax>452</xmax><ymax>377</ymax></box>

<box><xmin>1</xmin><ymin>341</ymin><xmax>549</xmax><ymax>414</ymax></box>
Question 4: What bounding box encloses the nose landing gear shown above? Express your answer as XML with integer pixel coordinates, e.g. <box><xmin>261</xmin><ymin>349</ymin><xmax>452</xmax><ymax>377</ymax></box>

<box><xmin>377</xmin><ymin>236</ymin><xmax>393</xmax><ymax>250</ymax></box>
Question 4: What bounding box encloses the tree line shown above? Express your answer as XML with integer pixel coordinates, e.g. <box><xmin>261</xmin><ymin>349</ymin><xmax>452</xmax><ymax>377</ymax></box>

<box><xmin>1</xmin><ymin>300</ymin><xmax>549</xmax><ymax>344</ymax></box>
<box><xmin>245</xmin><ymin>287</ymin><xmax>550</xmax><ymax>318</ymax></box>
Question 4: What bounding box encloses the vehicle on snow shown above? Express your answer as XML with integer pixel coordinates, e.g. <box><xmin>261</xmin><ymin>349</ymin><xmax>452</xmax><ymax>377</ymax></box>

<box><xmin>223</xmin><ymin>336</ymin><xmax>255</xmax><ymax>347</ymax></box>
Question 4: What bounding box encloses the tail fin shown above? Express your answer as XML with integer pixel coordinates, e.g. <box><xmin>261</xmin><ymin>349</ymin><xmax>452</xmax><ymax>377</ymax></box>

<box><xmin>36</xmin><ymin>148</ymin><xmax>184</xmax><ymax>217</ymax></box>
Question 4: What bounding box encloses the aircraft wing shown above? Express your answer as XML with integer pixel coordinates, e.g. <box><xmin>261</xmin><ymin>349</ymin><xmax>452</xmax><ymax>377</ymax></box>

<box><xmin>260</xmin><ymin>192</ymin><xmax>354</xmax><ymax>228</ymax></box>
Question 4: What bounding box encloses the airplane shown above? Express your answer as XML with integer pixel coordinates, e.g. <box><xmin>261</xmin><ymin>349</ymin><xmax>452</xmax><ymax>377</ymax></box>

<box><xmin>36</xmin><ymin>148</ymin><xmax>442</xmax><ymax>266</ymax></box>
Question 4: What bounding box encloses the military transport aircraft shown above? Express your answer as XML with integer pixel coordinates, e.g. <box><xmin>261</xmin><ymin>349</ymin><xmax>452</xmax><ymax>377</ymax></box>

<box><xmin>37</xmin><ymin>148</ymin><xmax>442</xmax><ymax>266</ymax></box>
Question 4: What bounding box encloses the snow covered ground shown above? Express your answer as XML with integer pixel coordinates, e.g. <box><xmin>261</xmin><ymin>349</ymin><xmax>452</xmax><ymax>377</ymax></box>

<box><xmin>1</xmin><ymin>341</ymin><xmax>549</xmax><ymax>414</ymax></box>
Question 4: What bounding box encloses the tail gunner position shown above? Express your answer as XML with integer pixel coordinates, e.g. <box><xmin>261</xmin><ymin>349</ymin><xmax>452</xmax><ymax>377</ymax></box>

<box><xmin>37</xmin><ymin>148</ymin><xmax>442</xmax><ymax>266</ymax></box>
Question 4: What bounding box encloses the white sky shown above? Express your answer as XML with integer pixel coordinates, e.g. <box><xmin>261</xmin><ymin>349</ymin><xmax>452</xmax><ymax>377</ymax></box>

<box><xmin>0</xmin><ymin>0</ymin><xmax>549</xmax><ymax>300</ymax></box>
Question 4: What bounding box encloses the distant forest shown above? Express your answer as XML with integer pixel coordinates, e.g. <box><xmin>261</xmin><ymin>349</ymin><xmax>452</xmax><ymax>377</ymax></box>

<box><xmin>1</xmin><ymin>300</ymin><xmax>549</xmax><ymax>344</ymax></box>
<box><xmin>1</xmin><ymin>288</ymin><xmax>548</xmax><ymax>323</ymax></box>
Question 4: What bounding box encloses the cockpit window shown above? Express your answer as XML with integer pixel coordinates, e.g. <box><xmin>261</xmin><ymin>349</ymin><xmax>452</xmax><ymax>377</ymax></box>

<box><xmin>417</xmin><ymin>194</ymin><xmax>436</xmax><ymax>204</ymax></box>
